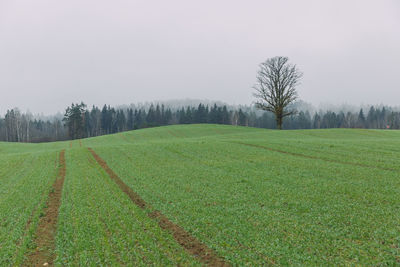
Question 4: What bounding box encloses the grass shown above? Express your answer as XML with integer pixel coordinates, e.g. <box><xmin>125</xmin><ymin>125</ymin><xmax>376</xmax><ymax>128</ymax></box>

<box><xmin>1</xmin><ymin>124</ymin><xmax>399</xmax><ymax>265</ymax></box>
<box><xmin>0</xmin><ymin>150</ymin><xmax>59</xmax><ymax>265</ymax></box>
<box><xmin>55</xmin><ymin>148</ymin><xmax>199</xmax><ymax>266</ymax></box>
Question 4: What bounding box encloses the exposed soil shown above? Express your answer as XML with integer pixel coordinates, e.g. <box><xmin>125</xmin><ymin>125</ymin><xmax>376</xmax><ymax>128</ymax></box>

<box><xmin>234</xmin><ymin>141</ymin><xmax>397</xmax><ymax>172</ymax></box>
<box><xmin>148</xmin><ymin>210</ymin><xmax>229</xmax><ymax>266</ymax></box>
<box><xmin>88</xmin><ymin>148</ymin><xmax>147</xmax><ymax>209</ymax></box>
<box><xmin>25</xmin><ymin>150</ymin><xmax>66</xmax><ymax>266</ymax></box>
<box><xmin>87</xmin><ymin>147</ymin><xmax>229</xmax><ymax>266</ymax></box>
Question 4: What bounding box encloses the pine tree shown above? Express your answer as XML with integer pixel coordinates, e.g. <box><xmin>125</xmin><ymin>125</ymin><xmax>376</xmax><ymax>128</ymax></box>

<box><xmin>238</xmin><ymin>109</ymin><xmax>247</xmax><ymax>126</ymax></box>
<box><xmin>127</xmin><ymin>109</ymin><xmax>134</xmax><ymax>130</ymax></box>
<box><xmin>63</xmin><ymin>102</ymin><xmax>87</xmax><ymax>139</ymax></box>
<box><xmin>358</xmin><ymin>109</ymin><xmax>366</xmax><ymax>128</ymax></box>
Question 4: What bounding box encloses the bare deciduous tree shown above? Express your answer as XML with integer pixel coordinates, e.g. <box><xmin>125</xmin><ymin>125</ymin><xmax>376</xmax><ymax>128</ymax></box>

<box><xmin>253</xmin><ymin>56</ymin><xmax>302</xmax><ymax>129</ymax></box>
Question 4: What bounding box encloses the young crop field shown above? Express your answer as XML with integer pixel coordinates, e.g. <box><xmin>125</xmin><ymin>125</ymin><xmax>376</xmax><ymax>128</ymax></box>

<box><xmin>1</xmin><ymin>124</ymin><xmax>399</xmax><ymax>265</ymax></box>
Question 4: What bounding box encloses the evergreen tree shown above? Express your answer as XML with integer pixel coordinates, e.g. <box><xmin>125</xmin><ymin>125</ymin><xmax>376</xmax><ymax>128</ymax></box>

<box><xmin>238</xmin><ymin>109</ymin><xmax>247</xmax><ymax>126</ymax></box>
<box><xmin>155</xmin><ymin>104</ymin><xmax>162</xmax><ymax>125</ymax></box>
<box><xmin>357</xmin><ymin>109</ymin><xmax>366</xmax><ymax>128</ymax></box>
<box><xmin>116</xmin><ymin>110</ymin><xmax>126</xmax><ymax>132</ymax></box>
<box><xmin>195</xmin><ymin>104</ymin><xmax>208</xmax><ymax>123</ymax></box>
<box><xmin>185</xmin><ymin>107</ymin><xmax>193</xmax><ymax>124</ymax></box>
<box><xmin>90</xmin><ymin>106</ymin><xmax>101</xmax><ymax>136</ymax></box>
<box><xmin>208</xmin><ymin>104</ymin><xmax>218</xmax><ymax>123</ymax></box>
<box><xmin>63</xmin><ymin>102</ymin><xmax>87</xmax><ymax>139</ymax></box>
<box><xmin>146</xmin><ymin>105</ymin><xmax>156</xmax><ymax>126</ymax></box>
<box><xmin>84</xmin><ymin>110</ymin><xmax>91</xmax><ymax>137</ymax></box>
<box><xmin>101</xmin><ymin>105</ymin><xmax>111</xmax><ymax>134</ymax></box>
<box><xmin>298</xmin><ymin>111</ymin><xmax>312</xmax><ymax>129</ymax></box>
<box><xmin>178</xmin><ymin>108</ymin><xmax>186</xmax><ymax>124</ymax></box>
<box><xmin>367</xmin><ymin>106</ymin><xmax>376</xmax><ymax>128</ymax></box>
<box><xmin>134</xmin><ymin>109</ymin><xmax>143</xmax><ymax>129</ymax></box>
<box><xmin>313</xmin><ymin>113</ymin><xmax>321</xmax><ymax>129</ymax></box>
<box><xmin>164</xmin><ymin>108</ymin><xmax>172</xmax><ymax>125</ymax></box>
<box><xmin>221</xmin><ymin>106</ymin><xmax>230</xmax><ymax>124</ymax></box>
<box><xmin>127</xmin><ymin>108</ymin><xmax>134</xmax><ymax>130</ymax></box>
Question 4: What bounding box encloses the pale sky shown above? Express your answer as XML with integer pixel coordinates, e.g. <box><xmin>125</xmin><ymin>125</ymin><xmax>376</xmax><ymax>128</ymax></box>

<box><xmin>0</xmin><ymin>0</ymin><xmax>399</xmax><ymax>115</ymax></box>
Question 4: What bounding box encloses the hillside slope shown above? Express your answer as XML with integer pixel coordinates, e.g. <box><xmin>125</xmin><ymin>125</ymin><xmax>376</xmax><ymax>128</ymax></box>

<box><xmin>1</xmin><ymin>125</ymin><xmax>399</xmax><ymax>265</ymax></box>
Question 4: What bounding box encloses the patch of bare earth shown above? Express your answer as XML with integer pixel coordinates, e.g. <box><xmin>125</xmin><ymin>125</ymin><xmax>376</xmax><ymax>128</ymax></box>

<box><xmin>87</xmin><ymin>147</ymin><xmax>229</xmax><ymax>266</ymax></box>
<box><xmin>25</xmin><ymin>150</ymin><xmax>66</xmax><ymax>267</ymax></box>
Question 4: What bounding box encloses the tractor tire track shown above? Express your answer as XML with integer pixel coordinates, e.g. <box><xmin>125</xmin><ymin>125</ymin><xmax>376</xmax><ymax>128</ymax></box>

<box><xmin>25</xmin><ymin>150</ymin><xmax>66</xmax><ymax>266</ymax></box>
<box><xmin>233</xmin><ymin>141</ymin><xmax>398</xmax><ymax>172</ymax></box>
<box><xmin>87</xmin><ymin>147</ymin><xmax>229</xmax><ymax>267</ymax></box>
<box><xmin>14</xmin><ymin>153</ymin><xmax>61</xmax><ymax>263</ymax></box>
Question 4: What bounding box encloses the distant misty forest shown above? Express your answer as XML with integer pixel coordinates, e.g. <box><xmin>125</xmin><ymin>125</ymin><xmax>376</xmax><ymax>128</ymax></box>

<box><xmin>1</xmin><ymin>100</ymin><xmax>400</xmax><ymax>142</ymax></box>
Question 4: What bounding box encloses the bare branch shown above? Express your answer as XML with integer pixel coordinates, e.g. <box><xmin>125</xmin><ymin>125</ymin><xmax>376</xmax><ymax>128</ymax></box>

<box><xmin>252</xmin><ymin>56</ymin><xmax>302</xmax><ymax>129</ymax></box>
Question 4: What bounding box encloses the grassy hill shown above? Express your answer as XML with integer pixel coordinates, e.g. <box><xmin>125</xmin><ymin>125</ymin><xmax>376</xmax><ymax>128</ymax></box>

<box><xmin>1</xmin><ymin>124</ymin><xmax>399</xmax><ymax>265</ymax></box>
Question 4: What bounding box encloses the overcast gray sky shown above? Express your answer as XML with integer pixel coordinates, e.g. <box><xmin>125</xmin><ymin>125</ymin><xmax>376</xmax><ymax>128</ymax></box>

<box><xmin>0</xmin><ymin>0</ymin><xmax>399</xmax><ymax>115</ymax></box>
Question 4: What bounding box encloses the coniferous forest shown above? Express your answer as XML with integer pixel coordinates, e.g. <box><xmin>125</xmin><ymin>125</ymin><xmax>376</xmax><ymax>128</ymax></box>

<box><xmin>1</xmin><ymin>102</ymin><xmax>399</xmax><ymax>142</ymax></box>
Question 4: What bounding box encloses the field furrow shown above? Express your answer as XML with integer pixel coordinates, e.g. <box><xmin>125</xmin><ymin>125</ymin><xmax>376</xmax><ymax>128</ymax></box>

<box><xmin>86</xmin><ymin>126</ymin><xmax>400</xmax><ymax>265</ymax></box>
<box><xmin>88</xmin><ymin>147</ymin><xmax>229</xmax><ymax>266</ymax></box>
<box><xmin>2</xmin><ymin>125</ymin><xmax>400</xmax><ymax>265</ymax></box>
<box><xmin>0</xmin><ymin>151</ymin><xmax>59</xmax><ymax>266</ymax></box>
<box><xmin>25</xmin><ymin>150</ymin><xmax>66</xmax><ymax>266</ymax></box>
<box><xmin>55</xmin><ymin>148</ymin><xmax>201</xmax><ymax>266</ymax></box>
<box><xmin>232</xmin><ymin>141</ymin><xmax>399</xmax><ymax>172</ymax></box>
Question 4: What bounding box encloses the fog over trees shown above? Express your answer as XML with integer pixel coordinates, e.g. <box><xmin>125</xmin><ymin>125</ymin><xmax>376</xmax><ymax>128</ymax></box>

<box><xmin>0</xmin><ymin>108</ymin><xmax>65</xmax><ymax>142</ymax></box>
<box><xmin>0</xmin><ymin>100</ymin><xmax>399</xmax><ymax>142</ymax></box>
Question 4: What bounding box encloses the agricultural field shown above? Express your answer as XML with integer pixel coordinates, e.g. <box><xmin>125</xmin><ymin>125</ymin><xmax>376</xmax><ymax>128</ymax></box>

<box><xmin>1</xmin><ymin>124</ymin><xmax>400</xmax><ymax>265</ymax></box>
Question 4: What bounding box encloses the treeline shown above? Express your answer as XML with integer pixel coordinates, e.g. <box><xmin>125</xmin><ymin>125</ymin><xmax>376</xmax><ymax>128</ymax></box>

<box><xmin>1</xmin><ymin>103</ymin><xmax>400</xmax><ymax>142</ymax></box>
<box><xmin>63</xmin><ymin>103</ymin><xmax>239</xmax><ymax>139</ymax></box>
<box><xmin>283</xmin><ymin>106</ymin><xmax>400</xmax><ymax>130</ymax></box>
<box><xmin>0</xmin><ymin>108</ymin><xmax>66</xmax><ymax>142</ymax></box>
<box><xmin>60</xmin><ymin>103</ymin><xmax>400</xmax><ymax>139</ymax></box>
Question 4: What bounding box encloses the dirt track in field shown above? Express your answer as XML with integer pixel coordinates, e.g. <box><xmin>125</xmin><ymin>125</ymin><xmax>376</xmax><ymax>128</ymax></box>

<box><xmin>87</xmin><ymin>147</ymin><xmax>229</xmax><ymax>267</ymax></box>
<box><xmin>234</xmin><ymin>141</ymin><xmax>397</xmax><ymax>172</ymax></box>
<box><xmin>25</xmin><ymin>150</ymin><xmax>66</xmax><ymax>267</ymax></box>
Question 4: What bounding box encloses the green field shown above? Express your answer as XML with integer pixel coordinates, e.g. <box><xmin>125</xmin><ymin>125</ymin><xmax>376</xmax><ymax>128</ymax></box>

<box><xmin>1</xmin><ymin>124</ymin><xmax>399</xmax><ymax>265</ymax></box>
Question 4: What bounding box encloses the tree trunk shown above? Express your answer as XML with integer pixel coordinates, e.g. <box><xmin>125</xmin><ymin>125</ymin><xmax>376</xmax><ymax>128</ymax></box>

<box><xmin>276</xmin><ymin>115</ymin><xmax>283</xmax><ymax>130</ymax></box>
